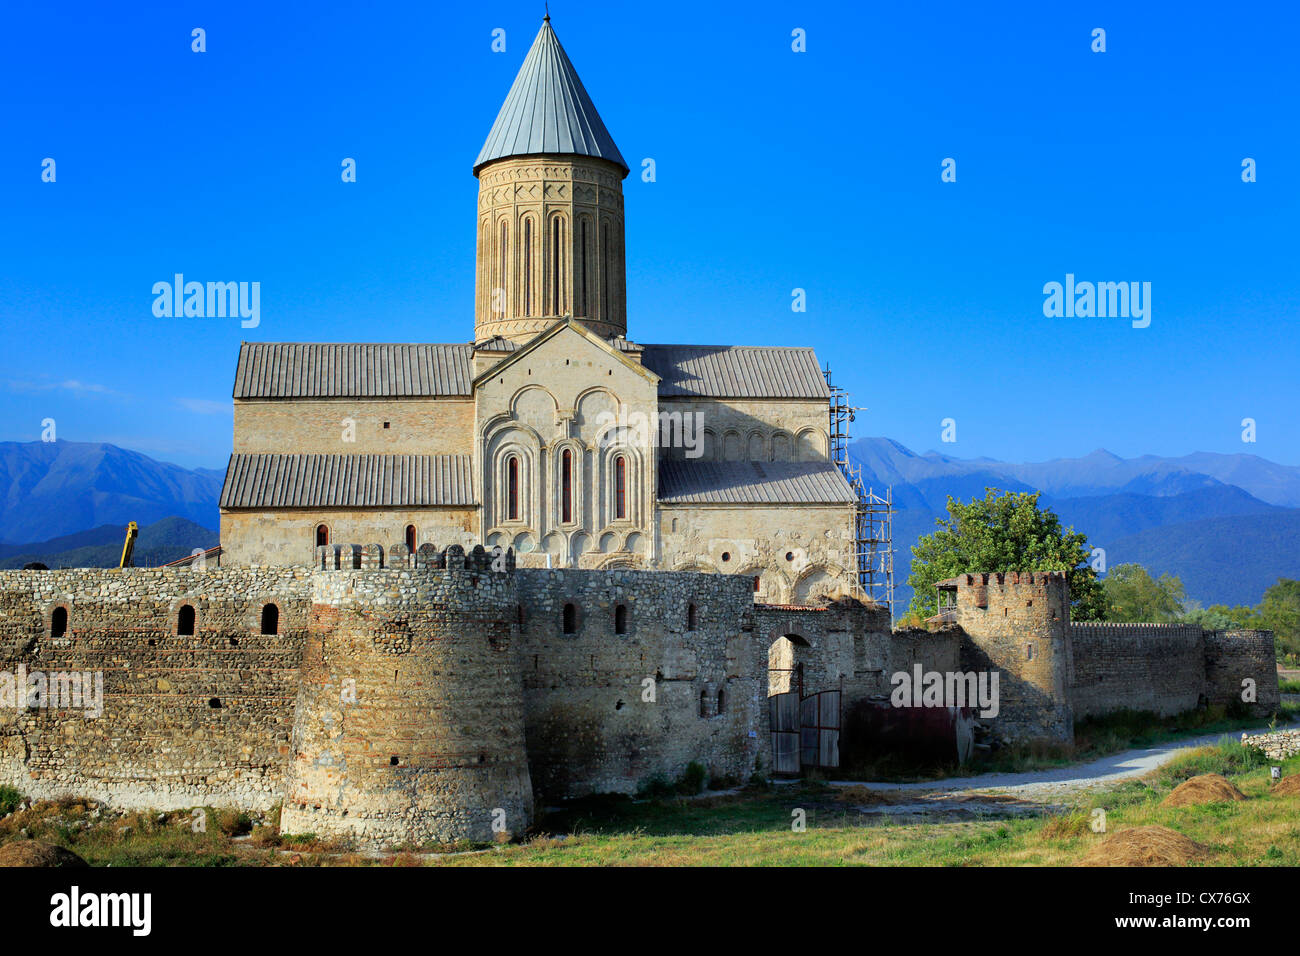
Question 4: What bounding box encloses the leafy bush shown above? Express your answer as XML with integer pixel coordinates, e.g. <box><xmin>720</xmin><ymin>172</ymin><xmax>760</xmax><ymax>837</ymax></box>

<box><xmin>0</xmin><ymin>785</ymin><xmax>24</xmax><ymax>816</ymax></box>
<box><xmin>676</xmin><ymin>761</ymin><xmax>707</xmax><ymax>795</ymax></box>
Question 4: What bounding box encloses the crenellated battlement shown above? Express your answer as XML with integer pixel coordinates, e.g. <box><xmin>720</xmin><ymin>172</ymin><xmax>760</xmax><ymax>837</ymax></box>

<box><xmin>314</xmin><ymin>542</ymin><xmax>517</xmax><ymax>572</ymax></box>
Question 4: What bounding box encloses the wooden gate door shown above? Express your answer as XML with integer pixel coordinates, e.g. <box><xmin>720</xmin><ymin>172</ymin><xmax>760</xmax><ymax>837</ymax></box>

<box><xmin>799</xmin><ymin>689</ymin><xmax>841</xmax><ymax>770</ymax></box>
<box><xmin>768</xmin><ymin>692</ymin><xmax>801</xmax><ymax>775</ymax></box>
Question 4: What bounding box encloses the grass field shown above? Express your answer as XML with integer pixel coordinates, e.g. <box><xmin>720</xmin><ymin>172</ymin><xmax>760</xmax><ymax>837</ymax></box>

<box><xmin>2</xmin><ymin>735</ymin><xmax>1298</xmax><ymax>867</ymax></box>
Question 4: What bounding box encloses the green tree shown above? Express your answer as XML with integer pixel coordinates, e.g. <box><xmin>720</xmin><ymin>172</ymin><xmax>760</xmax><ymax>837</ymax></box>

<box><xmin>1255</xmin><ymin>578</ymin><xmax>1300</xmax><ymax>662</ymax></box>
<box><xmin>906</xmin><ymin>488</ymin><xmax>1104</xmax><ymax>621</ymax></box>
<box><xmin>1102</xmin><ymin>563</ymin><xmax>1187</xmax><ymax>622</ymax></box>
<box><xmin>1181</xmin><ymin>602</ymin><xmax>1258</xmax><ymax>631</ymax></box>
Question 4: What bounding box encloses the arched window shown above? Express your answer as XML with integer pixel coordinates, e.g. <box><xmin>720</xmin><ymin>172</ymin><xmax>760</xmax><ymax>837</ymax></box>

<box><xmin>498</xmin><ymin>219</ymin><xmax>508</xmax><ymax>315</ymax></box>
<box><xmin>315</xmin><ymin>524</ymin><xmax>329</xmax><ymax>547</ymax></box>
<box><xmin>579</xmin><ymin>219</ymin><xmax>590</xmax><ymax>316</ymax></box>
<box><xmin>561</xmin><ymin>449</ymin><xmax>573</xmax><ymax>524</ymax></box>
<box><xmin>177</xmin><ymin>604</ymin><xmax>195</xmax><ymax>636</ymax></box>
<box><xmin>687</xmin><ymin>602</ymin><xmax>697</xmax><ymax>631</ymax></box>
<box><xmin>260</xmin><ymin>603</ymin><xmax>279</xmax><ymax>636</ymax></box>
<box><xmin>50</xmin><ymin>606</ymin><xmax>67</xmax><ymax>638</ymax></box>
<box><xmin>699</xmin><ymin>688</ymin><xmax>709</xmax><ymax>718</ymax></box>
<box><xmin>523</xmin><ymin>217</ymin><xmax>533</xmax><ymax>317</ymax></box>
<box><xmin>563</xmin><ymin>602</ymin><xmax>577</xmax><ymax>634</ymax></box>
<box><xmin>614</xmin><ymin>603</ymin><xmax>627</xmax><ymax>634</ymax></box>
<box><xmin>405</xmin><ymin>524</ymin><xmax>416</xmax><ymax>552</ymax></box>
<box><xmin>507</xmin><ymin>455</ymin><xmax>520</xmax><ymax>521</ymax></box>
<box><xmin>717</xmin><ymin>686</ymin><xmax>726</xmax><ymax>714</ymax></box>
<box><xmin>614</xmin><ymin>455</ymin><xmax>627</xmax><ymax>520</ymax></box>
<box><xmin>551</xmin><ymin>217</ymin><xmax>564</xmax><ymax>314</ymax></box>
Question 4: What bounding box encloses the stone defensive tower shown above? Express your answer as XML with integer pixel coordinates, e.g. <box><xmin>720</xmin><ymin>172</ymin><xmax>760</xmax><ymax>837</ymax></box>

<box><xmin>472</xmin><ymin>18</ymin><xmax>629</xmax><ymax>345</ymax></box>
<box><xmin>280</xmin><ymin>544</ymin><xmax>533</xmax><ymax>846</ymax></box>
<box><xmin>943</xmin><ymin>571</ymin><xmax>1075</xmax><ymax>744</ymax></box>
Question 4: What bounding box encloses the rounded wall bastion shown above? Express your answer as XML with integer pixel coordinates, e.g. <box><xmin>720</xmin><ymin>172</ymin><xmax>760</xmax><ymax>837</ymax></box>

<box><xmin>280</xmin><ymin>544</ymin><xmax>533</xmax><ymax>847</ymax></box>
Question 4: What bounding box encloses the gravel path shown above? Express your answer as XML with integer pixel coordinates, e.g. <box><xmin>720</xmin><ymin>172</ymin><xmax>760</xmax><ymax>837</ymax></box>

<box><xmin>826</xmin><ymin>725</ymin><xmax>1280</xmax><ymax>802</ymax></box>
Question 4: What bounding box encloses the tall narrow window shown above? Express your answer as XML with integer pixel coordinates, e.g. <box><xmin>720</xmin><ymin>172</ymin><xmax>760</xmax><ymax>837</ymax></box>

<box><xmin>261</xmin><ymin>603</ymin><xmax>279</xmax><ymax>636</ymax></box>
<box><xmin>507</xmin><ymin>456</ymin><xmax>520</xmax><ymax>521</ymax></box>
<box><xmin>523</xmin><ymin>218</ymin><xmax>533</xmax><ymax>316</ymax></box>
<box><xmin>50</xmin><ymin>606</ymin><xmax>67</xmax><ymax>638</ymax></box>
<box><xmin>561</xmin><ymin>449</ymin><xmax>573</xmax><ymax>523</ymax></box>
<box><xmin>614</xmin><ymin>604</ymin><xmax>628</xmax><ymax>635</ymax></box>
<box><xmin>177</xmin><ymin>604</ymin><xmax>196</xmax><ymax>636</ymax></box>
<box><xmin>315</xmin><ymin>524</ymin><xmax>329</xmax><ymax>546</ymax></box>
<box><xmin>405</xmin><ymin>524</ymin><xmax>416</xmax><ymax>552</ymax></box>
<box><xmin>614</xmin><ymin>455</ymin><xmax>627</xmax><ymax>520</ymax></box>
<box><xmin>551</xmin><ymin>217</ymin><xmax>564</xmax><ymax>314</ymax></box>
<box><xmin>580</xmin><ymin>219</ymin><xmax>589</xmax><ymax>316</ymax></box>
<box><xmin>687</xmin><ymin>602</ymin><xmax>698</xmax><ymax>631</ymax></box>
<box><xmin>498</xmin><ymin>220</ymin><xmax>507</xmax><ymax>315</ymax></box>
<box><xmin>563</xmin><ymin>603</ymin><xmax>577</xmax><ymax>634</ymax></box>
<box><xmin>601</xmin><ymin>227</ymin><xmax>610</xmax><ymax>319</ymax></box>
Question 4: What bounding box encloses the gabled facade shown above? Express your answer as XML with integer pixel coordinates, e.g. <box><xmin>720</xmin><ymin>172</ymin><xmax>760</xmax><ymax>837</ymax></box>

<box><xmin>219</xmin><ymin>18</ymin><xmax>858</xmax><ymax>605</ymax></box>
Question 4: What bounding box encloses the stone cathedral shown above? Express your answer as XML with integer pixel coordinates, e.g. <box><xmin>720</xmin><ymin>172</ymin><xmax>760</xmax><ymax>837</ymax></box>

<box><xmin>219</xmin><ymin>19</ymin><xmax>859</xmax><ymax>606</ymax></box>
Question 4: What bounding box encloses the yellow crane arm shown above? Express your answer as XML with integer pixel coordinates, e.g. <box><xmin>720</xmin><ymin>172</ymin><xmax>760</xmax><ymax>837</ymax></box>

<box><xmin>119</xmin><ymin>521</ymin><xmax>139</xmax><ymax>569</ymax></box>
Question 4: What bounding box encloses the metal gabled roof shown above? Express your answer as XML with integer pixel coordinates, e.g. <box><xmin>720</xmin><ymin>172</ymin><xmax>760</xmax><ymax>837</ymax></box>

<box><xmin>657</xmin><ymin>460</ymin><xmax>856</xmax><ymax>505</ymax></box>
<box><xmin>474</xmin><ymin>18</ymin><xmax>628</xmax><ymax>175</ymax></box>
<box><xmin>220</xmin><ymin>454</ymin><xmax>476</xmax><ymax>509</ymax></box>
<box><xmin>233</xmin><ymin>343</ymin><xmax>474</xmax><ymax>399</ymax></box>
<box><xmin>640</xmin><ymin>345</ymin><xmax>830</xmax><ymax>400</ymax></box>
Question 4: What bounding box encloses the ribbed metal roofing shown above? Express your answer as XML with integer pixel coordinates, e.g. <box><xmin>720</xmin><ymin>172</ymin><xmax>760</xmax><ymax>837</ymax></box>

<box><xmin>221</xmin><ymin>454</ymin><xmax>475</xmax><ymax>508</ymax></box>
<box><xmin>474</xmin><ymin>19</ymin><xmax>628</xmax><ymax>174</ymax></box>
<box><xmin>233</xmin><ymin>343</ymin><xmax>473</xmax><ymax>398</ymax></box>
<box><xmin>640</xmin><ymin>345</ymin><xmax>830</xmax><ymax>399</ymax></box>
<box><xmin>658</xmin><ymin>460</ymin><xmax>856</xmax><ymax>505</ymax></box>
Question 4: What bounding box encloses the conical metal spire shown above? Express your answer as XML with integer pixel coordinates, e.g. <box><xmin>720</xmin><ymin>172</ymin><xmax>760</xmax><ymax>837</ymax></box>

<box><xmin>474</xmin><ymin>19</ymin><xmax>628</xmax><ymax>175</ymax></box>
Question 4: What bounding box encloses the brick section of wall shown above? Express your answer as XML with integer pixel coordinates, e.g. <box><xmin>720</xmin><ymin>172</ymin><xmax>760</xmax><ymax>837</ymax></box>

<box><xmin>0</xmin><ymin>567</ymin><xmax>310</xmax><ymax>809</ymax></box>
<box><xmin>280</xmin><ymin>547</ymin><xmax>533</xmax><ymax>847</ymax></box>
<box><xmin>1069</xmin><ymin>622</ymin><xmax>1205</xmax><ymax>719</ymax></box>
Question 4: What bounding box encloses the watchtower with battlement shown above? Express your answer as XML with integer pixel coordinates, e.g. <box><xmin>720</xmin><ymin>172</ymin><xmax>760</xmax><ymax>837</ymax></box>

<box><xmin>280</xmin><ymin>544</ymin><xmax>533</xmax><ymax>847</ymax></box>
<box><xmin>939</xmin><ymin>572</ymin><xmax>1075</xmax><ymax>743</ymax></box>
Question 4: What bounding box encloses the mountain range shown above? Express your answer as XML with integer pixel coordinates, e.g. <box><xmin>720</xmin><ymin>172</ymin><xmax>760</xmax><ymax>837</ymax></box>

<box><xmin>0</xmin><ymin>440</ymin><xmax>222</xmax><ymax>543</ymax></box>
<box><xmin>848</xmin><ymin>438</ymin><xmax>1300</xmax><ymax>610</ymax></box>
<box><xmin>0</xmin><ymin>439</ymin><xmax>1295</xmax><ymax>609</ymax></box>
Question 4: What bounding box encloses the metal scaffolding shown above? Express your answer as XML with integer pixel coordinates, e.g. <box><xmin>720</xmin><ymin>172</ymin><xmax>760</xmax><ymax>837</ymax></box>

<box><xmin>825</xmin><ymin>365</ymin><xmax>895</xmax><ymax>623</ymax></box>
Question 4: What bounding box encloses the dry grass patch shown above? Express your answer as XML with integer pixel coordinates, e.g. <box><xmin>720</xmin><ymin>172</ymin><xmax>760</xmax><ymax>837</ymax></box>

<box><xmin>1160</xmin><ymin>774</ymin><xmax>1247</xmax><ymax>808</ymax></box>
<box><xmin>1080</xmin><ymin>825</ymin><xmax>1210</xmax><ymax>867</ymax></box>
<box><xmin>1272</xmin><ymin>775</ymin><xmax>1300</xmax><ymax>797</ymax></box>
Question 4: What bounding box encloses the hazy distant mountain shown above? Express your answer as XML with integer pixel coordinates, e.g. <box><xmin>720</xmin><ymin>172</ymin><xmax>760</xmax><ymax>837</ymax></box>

<box><xmin>0</xmin><ymin>516</ymin><xmax>219</xmax><ymax>570</ymax></box>
<box><xmin>848</xmin><ymin>438</ymin><xmax>1300</xmax><ymax>507</ymax></box>
<box><xmin>1107</xmin><ymin>511</ymin><xmax>1300</xmax><ymax>607</ymax></box>
<box><xmin>848</xmin><ymin>437</ymin><xmax>1300</xmax><ymax>611</ymax></box>
<box><xmin>0</xmin><ymin>441</ymin><xmax>222</xmax><ymax>543</ymax></box>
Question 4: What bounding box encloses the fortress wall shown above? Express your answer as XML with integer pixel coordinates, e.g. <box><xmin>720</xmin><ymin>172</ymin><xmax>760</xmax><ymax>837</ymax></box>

<box><xmin>656</xmin><ymin>503</ymin><xmax>859</xmax><ymax>604</ymax></box>
<box><xmin>515</xmin><ymin>567</ymin><xmax>765</xmax><ymax>798</ymax></box>
<box><xmin>1069</xmin><ymin>622</ymin><xmax>1205</xmax><ymax>719</ymax></box>
<box><xmin>281</xmin><ymin>548</ymin><xmax>533</xmax><ymax>846</ymax></box>
<box><xmin>1204</xmin><ymin>629</ymin><xmax>1281</xmax><ymax>714</ymax></box>
<box><xmin>220</xmin><ymin>510</ymin><xmax>479</xmax><ymax>567</ymax></box>
<box><xmin>0</xmin><ymin>567</ymin><xmax>310</xmax><ymax>809</ymax></box>
<box><xmin>232</xmin><ymin>398</ymin><xmax>475</xmax><ymax>457</ymax></box>
<box><xmin>953</xmin><ymin>573</ymin><xmax>1074</xmax><ymax>743</ymax></box>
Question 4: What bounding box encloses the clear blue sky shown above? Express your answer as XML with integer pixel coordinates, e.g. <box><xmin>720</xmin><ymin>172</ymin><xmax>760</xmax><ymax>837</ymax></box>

<box><xmin>2</xmin><ymin>0</ymin><xmax>1297</xmax><ymax>469</ymax></box>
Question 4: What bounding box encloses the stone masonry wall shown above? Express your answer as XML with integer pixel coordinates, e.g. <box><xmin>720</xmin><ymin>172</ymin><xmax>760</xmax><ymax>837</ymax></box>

<box><xmin>281</xmin><ymin>545</ymin><xmax>533</xmax><ymax>847</ymax></box>
<box><xmin>953</xmin><ymin>572</ymin><xmax>1074</xmax><ymax>744</ymax></box>
<box><xmin>1204</xmin><ymin>629</ymin><xmax>1281</xmax><ymax>714</ymax></box>
<box><xmin>515</xmin><ymin>566</ymin><xmax>763</xmax><ymax>799</ymax></box>
<box><xmin>0</xmin><ymin>566</ymin><xmax>310</xmax><ymax>809</ymax></box>
<box><xmin>1069</xmin><ymin>622</ymin><xmax>1206</xmax><ymax>719</ymax></box>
